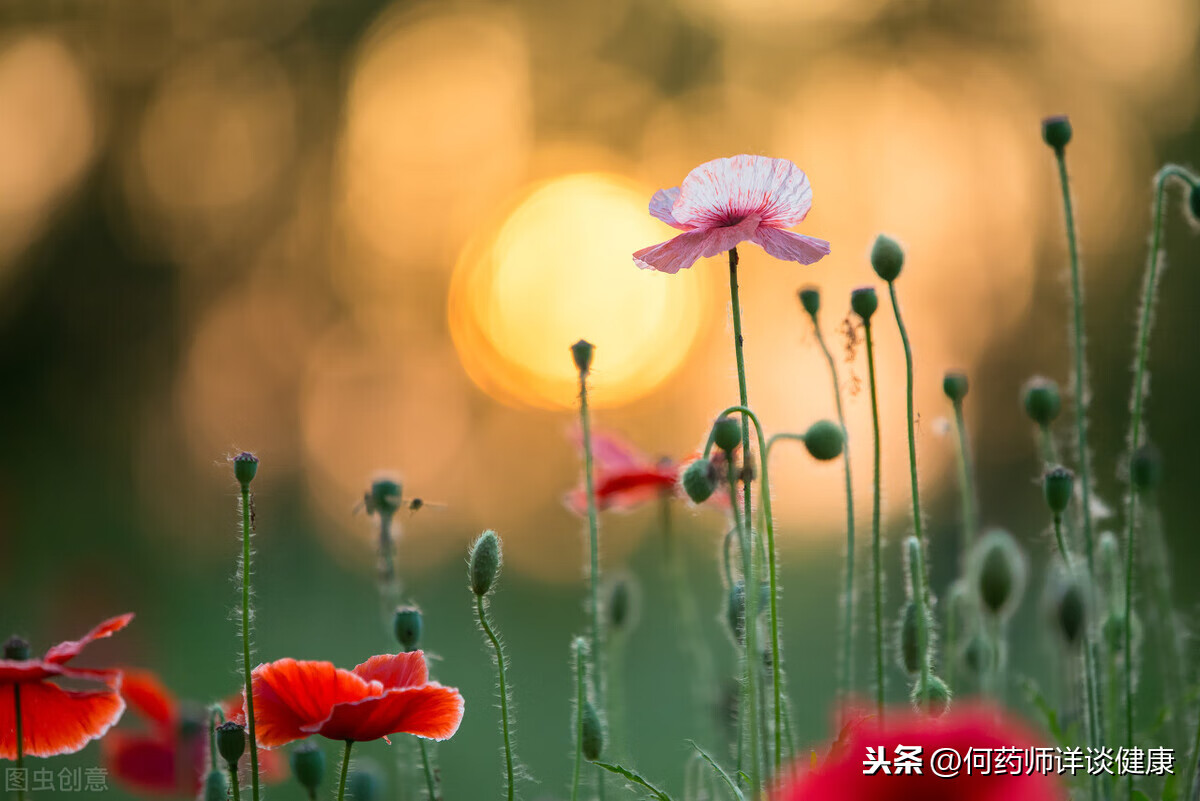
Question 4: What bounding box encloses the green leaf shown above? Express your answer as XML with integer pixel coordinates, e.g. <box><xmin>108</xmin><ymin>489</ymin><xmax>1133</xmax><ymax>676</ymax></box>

<box><xmin>1161</xmin><ymin>771</ymin><xmax>1179</xmax><ymax>801</ymax></box>
<box><xmin>685</xmin><ymin>740</ymin><xmax>744</xmax><ymax>801</ymax></box>
<box><xmin>1019</xmin><ymin>676</ymin><xmax>1069</xmax><ymax>746</ymax></box>
<box><xmin>1130</xmin><ymin>790</ymin><xmax>1152</xmax><ymax>801</ymax></box>
<box><xmin>593</xmin><ymin>761</ymin><xmax>675</xmax><ymax>801</ymax></box>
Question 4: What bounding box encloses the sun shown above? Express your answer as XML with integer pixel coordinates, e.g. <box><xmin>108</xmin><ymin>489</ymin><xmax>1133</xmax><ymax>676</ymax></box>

<box><xmin>450</xmin><ymin>173</ymin><xmax>712</xmax><ymax>409</ymax></box>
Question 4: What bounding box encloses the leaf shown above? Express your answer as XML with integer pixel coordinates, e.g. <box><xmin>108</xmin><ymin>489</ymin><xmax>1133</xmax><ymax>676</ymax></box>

<box><xmin>685</xmin><ymin>741</ymin><xmax>744</xmax><ymax>801</ymax></box>
<box><xmin>1130</xmin><ymin>790</ymin><xmax>1152</xmax><ymax>801</ymax></box>
<box><xmin>593</xmin><ymin>761</ymin><xmax>676</xmax><ymax>801</ymax></box>
<box><xmin>1161</xmin><ymin>771</ymin><xmax>1179</xmax><ymax>801</ymax></box>
<box><xmin>1019</xmin><ymin>676</ymin><xmax>1069</xmax><ymax>747</ymax></box>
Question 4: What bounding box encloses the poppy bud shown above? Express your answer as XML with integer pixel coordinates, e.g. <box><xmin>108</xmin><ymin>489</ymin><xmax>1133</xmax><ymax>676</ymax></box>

<box><xmin>1129</xmin><ymin>443</ymin><xmax>1162</xmax><ymax>491</ymax></box>
<box><xmin>606</xmin><ymin>576</ymin><xmax>638</xmax><ymax>634</ymax></box>
<box><xmin>962</xmin><ymin>633</ymin><xmax>995</xmax><ymax>676</ymax></box>
<box><xmin>681</xmin><ymin>459</ymin><xmax>717</xmax><ymax>504</ymax></box>
<box><xmin>215</xmin><ymin>720</ymin><xmax>246</xmax><ymax>765</ymax></box>
<box><xmin>581</xmin><ymin>700</ymin><xmax>604</xmax><ymax>761</ymax></box>
<box><xmin>1189</xmin><ymin>182</ymin><xmax>1200</xmax><ymax>224</ymax></box>
<box><xmin>1041</xmin><ymin>115</ymin><xmax>1072</xmax><ymax>151</ymax></box>
<box><xmin>3</xmin><ymin>636</ymin><xmax>30</xmax><ymax>661</ymax></box>
<box><xmin>712</xmin><ymin>416</ymin><xmax>742</xmax><ymax>453</ymax></box>
<box><xmin>798</xmin><ymin>286</ymin><xmax>821</xmax><ymax>316</ymax></box>
<box><xmin>469</xmin><ymin>530</ymin><xmax>502</xmax><ymax>597</ymax></box>
<box><xmin>973</xmin><ymin>529</ymin><xmax>1026</xmax><ymax>619</ymax></box>
<box><xmin>870</xmin><ymin>235</ymin><xmax>904</xmax><ymax>282</ymax></box>
<box><xmin>204</xmin><ymin>769</ymin><xmax>228</xmax><ymax>801</ymax></box>
<box><xmin>804</xmin><ymin>420</ymin><xmax>844</xmax><ymax>461</ymax></box>
<box><xmin>290</xmin><ymin>742</ymin><xmax>325</xmax><ymax>795</ymax></box>
<box><xmin>571</xmin><ymin>339</ymin><xmax>595</xmax><ymax>374</ymax></box>
<box><xmin>393</xmin><ymin>605</ymin><xmax>422</xmax><ymax>652</ymax></box>
<box><xmin>942</xmin><ymin>371</ymin><xmax>969</xmax><ymax>403</ymax></box>
<box><xmin>1102</xmin><ymin>611</ymin><xmax>1141</xmax><ymax>654</ymax></box>
<box><xmin>1022</xmin><ymin>378</ymin><xmax>1062</xmax><ymax>427</ymax></box>
<box><xmin>1054</xmin><ymin>575</ymin><xmax>1087</xmax><ymax>648</ymax></box>
<box><xmin>850</xmin><ymin>287</ymin><xmax>879</xmax><ymax>322</ymax></box>
<box><xmin>366</xmin><ymin>478</ymin><xmax>402</xmax><ymax>517</ymax></box>
<box><xmin>726</xmin><ymin>581</ymin><xmax>747</xmax><ymax>644</ymax></box>
<box><xmin>233</xmin><ymin>452</ymin><xmax>259</xmax><ymax>489</ymax></box>
<box><xmin>1043</xmin><ymin>467</ymin><xmax>1074</xmax><ymax>515</ymax></box>
<box><xmin>898</xmin><ymin>600</ymin><xmax>923</xmax><ymax>675</ymax></box>
<box><xmin>910</xmin><ymin>675</ymin><xmax>951</xmax><ymax>717</ymax></box>
<box><xmin>348</xmin><ymin>764</ymin><xmax>383</xmax><ymax>801</ymax></box>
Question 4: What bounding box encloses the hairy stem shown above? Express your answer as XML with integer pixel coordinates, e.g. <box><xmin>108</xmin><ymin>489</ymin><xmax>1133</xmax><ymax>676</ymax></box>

<box><xmin>886</xmin><ymin>282</ymin><xmax>928</xmax><ymax>579</ymax></box>
<box><xmin>727</xmin><ymin>458</ymin><xmax>761</xmax><ymax>799</ymax></box>
<box><xmin>337</xmin><ymin>741</ymin><xmax>353</xmax><ymax>801</ymax></box>
<box><xmin>571</xmin><ymin>638</ymin><xmax>586</xmax><ymax>801</ymax></box>
<box><xmin>478</xmin><ymin>595</ymin><xmax>516</xmax><ymax>801</ymax></box>
<box><xmin>951</xmin><ymin>398</ymin><xmax>978</xmax><ymax>556</ymax></box>
<box><xmin>240</xmin><ymin>487</ymin><xmax>260</xmax><ymax>801</ymax></box>
<box><xmin>863</xmin><ymin>321</ymin><xmax>885</xmax><ymax>721</ymax></box>
<box><xmin>13</xmin><ymin>685</ymin><xmax>24</xmax><ymax>801</ymax></box>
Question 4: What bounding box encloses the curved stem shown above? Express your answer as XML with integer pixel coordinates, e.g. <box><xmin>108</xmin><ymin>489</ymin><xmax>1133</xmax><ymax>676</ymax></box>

<box><xmin>886</xmin><ymin>282</ymin><xmax>927</xmax><ymax>573</ymax></box>
<box><xmin>571</xmin><ymin>638</ymin><xmax>586</xmax><ymax>801</ymax></box>
<box><xmin>1052</xmin><ymin>516</ymin><xmax>1071</xmax><ymax>566</ymax></box>
<box><xmin>240</xmin><ymin>487</ymin><xmax>260</xmax><ymax>801</ymax></box>
<box><xmin>726</xmin><ymin>458</ymin><xmax>761</xmax><ymax>798</ymax></box>
<box><xmin>478</xmin><ymin>595</ymin><xmax>516</xmax><ymax>801</ymax></box>
<box><xmin>337</xmin><ymin>741</ymin><xmax>353</xmax><ymax>801</ymax></box>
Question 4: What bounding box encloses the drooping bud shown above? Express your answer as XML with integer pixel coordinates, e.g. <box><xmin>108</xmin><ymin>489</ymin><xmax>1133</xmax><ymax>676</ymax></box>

<box><xmin>347</xmin><ymin>763</ymin><xmax>383</xmax><ymax>801</ymax></box>
<box><xmin>366</xmin><ymin>478</ymin><xmax>402</xmax><ymax>517</ymax></box>
<box><xmin>798</xmin><ymin>286</ymin><xmax>821</xmax><ymax>317</ymax></box>
<box><xmin>910</xmin><ymin>675</ymin><xmax>952</xmax><ymax>717</ymax></box>
<box><xmin>712</xmin><ymin>416</ymin><xmax>742</xmax><ymax>454</ymax></box>
<box><xmin>290</xmin><ymin>742</ymin><xmax>325</xmax><ymax>796</ymax></box>
<box><xmin>469</xmin><ymin>530</ymin><xmax>502</xmax><ymax>597</ymax></box>
<box><xmin>1041</xmin><ymin>115</ymin><xmax>1073</xmax><ymax>152</ymax></box>
<box><xmin>973</xmin><ymin>529</ymin><xmax>1027</xmax><ymax>619</ymax></box>
<box><xmin>1129</xmin><ymin>443</ymin><xmax>1162</xmax><ymax>491</ymax></box>
<box><xmin>215</xmin><ymin>720</ymin><xmax>246</xmax><ymax>765</ymax></box>
<box><xmin>898</xmin><ymin>601</ymin><xmax>923</xmax><ymax>675</ymax></box>
<box><xmin>803</xmin><ymin>420</ymin><xmax>844</xmax><ymax>462</ymax></box>
<box><xmin>581</xmin><ymin>700</ymin><xmax>604</xmax><ymax>761</ymax></box>
<box><xmin>681</xmin><ymin>459</ymin><xmax>717</xmax><ymax>504</ymax></box>
<box><xmin>1022</xmin><ymin>378</ymin><xmax>1062</xmax><ymax>427</ymax></box>
<box><xmin>393</xmin><ymin>606</ymin><xmax>423</xmax><ymax>652</ymax></box>
<box><xmin>204</xmin><ymin>769</ymin><xmax>229</xmax><ymax>801</ymax></box>
<box><xmin>571</xmin><ymin>339</ymin><xmax>595</xmax><ymax>374</ymax></box>
<box><xmin>1189</xmin><ymin>182</ymin><xmax>1200</xmax><ymax>224</ymax></box>
<box><xmin>233</xmin><ymin>452</ymin><xmax>259</xmax><ymax>490</ymax></box>
<box><xmin>605</xmin><ymin>575</ymin><xmax>638</xmax><ymax>634</ymax></box>
<box><xmin>962</xmin><ymin>632</ymin><xmax>995</xmax><ymax>676</ymax></box>
<box><xmin>1053</xmin><ymin>574</ymin><xmax>1087</xmax><ymax>648</ymax></box>
<box><xmin>1043</xmin><ymin>467</ymin><xmax>1074</xmax><ymax>516</ymax></box>
<box><xmin>850</xmin><ymin>287</ymin><xmax>879</xmax><ymax>322</ymax></box>
<box><xmin>869</xmin><ymin>235</ymin><xmax>904</xmax><ymax>282</ymax></box>
<box><xmin>3</xmin><ymin>636</ymin><xmax>30</xmax><ymax>661</ymax></box>
<box><xmin>942</xmin><ymin>371</ymin><xmax>969</xmax><ymax>403</ymax></box>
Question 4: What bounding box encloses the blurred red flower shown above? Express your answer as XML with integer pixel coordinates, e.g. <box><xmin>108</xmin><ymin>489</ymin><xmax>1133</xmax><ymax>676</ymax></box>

<box><xmin>0</xmin><ymin>614</ymin><xmax>132</xmax><ymax>759</ymax></box>
<box><xmin>775</xmin><ymin>704</ymin><xmax>1067</xmax><ymax>801</ymax></box>
<box><xmin>566</xmin><ymin>429</ymin><xmax>681</xmax><ymax>514</ymax></box>
<box><xmin>250</xmin><ymin>651</ymin><xmax>463</xmax><ymax>747</ymax></box>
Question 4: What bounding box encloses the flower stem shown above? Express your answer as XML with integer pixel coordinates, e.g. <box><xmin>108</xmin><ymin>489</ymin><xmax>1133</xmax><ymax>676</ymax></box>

<box><xmin>726</xmin><ymin>457</ymin><xmax>761</xmax><ymax>799</ymax></box>
<box><xmin>905</xmin><ymin>538</ymin><xmax>930</xmax><ymax>711</ymax></box>
<box><xmin>1052</xmin><ymin>515</ymin><xmax>1070</xmax><ymax>566</ymax></box>
<box><xmin>805</xmin><ymin>307</ymin><xmax>856</xmax><ymax>711</ymax></box>
<box><xmin>239</xmin><ymin>486</ymin><xmax>260</xmax><ymax>801</ymax></box>
<box><xmin>419</xmin><ymin>740</ymin><xmax>438</xmax><ymax>800</ymax></box>
<box><xmin>477</xmin><ymin>594</ymin><xmax>516</xmax><ymax>801</ymax></box>
<box><xmin>229</xmin><ymin>764</ymin><xmax>243</xmax><ymax>801</ymax></box>
<box><xmin>337</xmin><ymin>741</ymin><xmax>353</xmax><ymax>801</ymax></box>
<box><xmin>571</xmin><ymin>637</ymin><xmax>586</xmax><ymax>801</ymax></box>
<box><xmin>950</xmin><ymin>397</ymin><xmax>977</xmax><ymax>557</ymax></box>
<box><xmin>13</xmin><ymin>684</ymin><xmax>24</xmax><ymax>801</ymax></box>
<box><xmin>862</xmin><ymin>320</ymin><xmax>885</xmax><ymax>721</ymax></box>
<box><xmin>886</xmin><ymin>282</ymin><xmax>927</xmax><ymax>575</ymax></box>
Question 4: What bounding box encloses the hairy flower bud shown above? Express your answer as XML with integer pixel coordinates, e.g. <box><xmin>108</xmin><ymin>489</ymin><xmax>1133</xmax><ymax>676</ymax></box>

<box><xmin>291</xmin><ymin>742</ymin><xmax>325</xmax><ymax>795</ymax></box>
<box><xmin>366</xmin><ymin>478</ymin><xmax>402</xmax><ymax>517</ymax></box>
<box><xmin>1130</xmin><ymin>443</ymin><xmax>1162</xmax><ymax>491</ymax></box>
<box><xmin>469</xmin><ymin>530</ymin><xmax>502</xmax><ymax>597</ymax></box>
<box><xmin>581</xmin><ymin>700</ymin><xmax>604</xmax><ymax>761</ymax></box>
<box><xmin>712</xmin><ymin>416</ymin><xmax>742</xmax><ymax>453</ymax></box>
<box><xmin>898</xmin><ymin>601</ymin><xmax>923</xmax><ymax>675</ymax></box>
<box><xmin>973</xmin><ymin>529</ymin><xmax>1027</xmax><ymax>619</ymax></box>
<box><xmin>348</xmin><ymin>764</ymin><xmax>383</xmax><ymax>801</ymax></box>
<box><xmin>1022</xmin><ymin>378</ymin><xmax>1062</xmax><ymax>427</ymax></box>
<box><xmin>910</xmin><ymin>675</ymin><xmax>951</xmax><ymax>717</ymax></box>
<box><xmin>393</xmin><ymin>606</ymin><xmax>422</xmax><ymax>652</ymax></box>
<box><xmin>1054</xmin><ymin>575</ymin><xmax>1087</xmax><ymax>648</ymax></box>
<box><xmin>1042</xmin><ymin>115</ymin><xmax>1073</xmax><ymax>152</ymax></box>
<box><xmin>798</xmin><ymin>286</ymin><xmax>821</xmax><ymax>317</ymax></box>
<box><xmin>804</xmin><ymin>420</ymin><xmax>844</xmax><ymax>462</ymax></box>
<box><xmin>1043</xmin><ymin>467</ymin><xmax>1074</xmax><ymax>516</ymax></box>
<box><xmin>233</xmin><ymin>452</ymin><xmax>259</xmax><ymax>489</ymax></box>
<box><xmin>681</xmin><ymin>459</ymin><xmax>717</xmax><ymax>504</ymax></box>
<box><xmin>870</xmin><ymin>235</ymin><xmax>904</xmax><ymax>282</ymax></box>
<box><xmin>942</xmin><ymin>371</ymin><xmax>969</xmax><ymax>403</ymax></box>
<box><xmin>850</xmin><ymin>287</ymin><xmax>879</xmax><ymax>322</ymax></box>
<box><xmin>571</xmin><ymin>339</ymin><xmax>595</xmax><ymax>374</ymax></box>
<box><xmin>215</xmin><ymin>721</ymin><xmax>246</xmax><ymax>765</ymax></box>
<box><xmin>204</xmin><ymin>770</ymin><xmax>228</xmax><ymax>801</ymax></box>
<box><xmin>962</xmin><ymin>633</ymin><xmax>995</xmax><ymax>676</ymax></box>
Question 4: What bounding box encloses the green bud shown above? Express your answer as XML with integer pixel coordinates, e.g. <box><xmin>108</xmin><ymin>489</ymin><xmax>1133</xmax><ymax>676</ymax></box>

<box><xmin>798</xmin><ymin>286</ymin><xmax>821</xmax><ymax>317</ymax></box>
<box><xmin>1041</xmin><ymin>115</ymin><xmax>1072</xmax><ymax>151</ymax></box>
<box><xmin>1043</xmin><ymin>466</ymin><xmax>1074</xmax><ymax>515</ymax></box>
<box><xmin>898</xmin><ymin>600</ymin><xmax>923</xmax><ymax>675</ymax></box>
<box><xmin>233</xmin><ymin>452</ymin><xmax>259</xmax><ymax>489</ymax></box>
<box><xmin>804</xmin><ymin>419</ymin><xmax>844</xmax><ymax>461</ymax></box>
<box><xmin>469</xmin><ymin>530</ymin><xmax>502</xmax><ymax>597</ymax></box>
<box><xmin>347</xmin><ymin>764</ymin><xmax>383</xmax><ymax>801</ymax></box>
<box><xmin>962</xmin><ymin>633</ymin><xmax>995</xmax><ymax>676</ymax></box>
<box><xmin>571</xmin><ymin>339</ymin><xmax>595</xmax><ymax>374</ymax></box>
<box><xmin>1022</xmin><ymin>378</ymin><xmax>1062</xmax><ymax>427</ymax></box>
<box><xmin>1129</xmin><ymin>443</ymin><xmax>1162</xmax><ymax>491</ymax></box>
<box><xmin>3</xmin><ymin>636</ymin><xmax>30</xmax><ymax>661</ymax></box>
<box><xmin>392</xmin><ymin>606</ymin><xmax>422</xmax><ymax>652</ymax></box>
<box><xmin>910</xmin><ymin>675</ymin><xmax>951</xmax><ymax>717</ymax></box>
<box><xmin>681</xmin><ymin>459</ymin><xmax>717</xmax><ymax>504</ymax></box>
<box><xmin>291</xmin><ymin>742</ymin><xmax>325</xmax><ymax>794</ymax></box>
<box><xmin>850</xmin><ymin>287</ymin><xmax>879</xmax><ymax>322</ymax></box>
<box><xmin>204</xmin><ymin>769</ymin><xmax>228</xmax><ymax>801</ymax></box>
<box><xmin>712</xmin><ymin>416</ymin><xmax>742</xmax><ymax>453</ymax></box>
<box><xmin>973</xmin><ymin>529</ymin><xmax>1026</xmax><ymax>619</ymax></box>
<box><xmin>1054</xmin><ymin>576</ymin><xmax>1087</xmax><ymax>648</ymax></box>
<box><xmin>581</xmin><ymin>700</ymin><xmax>604</xmax><ymax>761</ymax></box>
<box><xmin>1189</xmin><ymin>183</ymin><xmax>1200</xmax><ymax>224</ymax></box>
<box><xmin>366</xmin><ymin>478</ymin><xmax>402</xmax><ymax>517</ymax></box>
<box><xmin>216</xmin><ymin>720</ymin><xmax>246</xmax><ymax>765</ymax></box>
<box><xmin>942</xmin><ymin>371</ymin><xmax>969</xmax><ymax>403</ymax></box>
<box><xmin>870</xmin><ymin>234</ymin><xmax>904</xmax><ymax>282</ymax></box>
<box><xmin>1102</xmin><ymin>611</ymin><xmax>1141</xmax><ymax>655</ymax></box>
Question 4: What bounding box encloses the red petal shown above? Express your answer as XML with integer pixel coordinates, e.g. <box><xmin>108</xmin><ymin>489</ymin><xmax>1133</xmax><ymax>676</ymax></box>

<box><xmin>117</xmin><ymin>669</ymin><xmax>177</xmax><ymax>730</ymax></box>
<box><xmin>0</xmin><ymin>680</ymin><xmax>126</xmax><ymax>758</ymax></box>
<box><xmin>351</xmin><ymin>652</ymin><xmax>428</xmax><ymax>689</ymax></box>
<box><xmin>43</xmin><ymin>613</ymin><xmax>135</xmax><ymax>665</ymax></box>
<box><xmin>102</xmin><ymin>730</ymin><xmax>185</xmax><ymax>795</ymax></box>
<box><xmin>250</xmin><ymin>659</ymin><xmax>376</xmax><ymax>748</ymax></box>
<box><xmin>315</xmin><ymin>682</ymin><xmax>464</xmax><ymax>743</ymax></box>
<box><xmin>0</xmin><ymin>660</ymin><xmax>60</xmax><ymax>684</ymax></box>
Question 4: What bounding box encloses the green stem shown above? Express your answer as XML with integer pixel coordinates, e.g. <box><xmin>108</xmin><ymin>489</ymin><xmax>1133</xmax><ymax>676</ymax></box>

<box><xmin>1123</xmin><ymin>497</ymin><xmax>1136</xmax><ymax>801</ymax></box>
<box><xmin>886</xmin><ymin>282</ymin><xmax>927</xmax><ymax>574</ymax></box>
<box><xmin>863</xmin><ymin>321</ymin><xmax>885</xmax><ymax>721</ymax></box>
<box><xmin>13</xmin><ymin>684</ymin><xmax>24</xmax><ymax>801</ymax></box>
<box><xmin>1037</xmin><ymin>424</ymin><xmax>1059</xmax><ymax>466</ymax></box>
<box><xmin>208</xmin><ymin>706</ymin><xmax>224</xmax><ymax>773</ymax></box>
<box><xmin>806</xmin><ymin>310</ymin><xmax>857</xmax><ymax>710</ymax></box>
<box><xmin>1052</xmin><ymin>515</ymin><xmax>1071</xmax><ymax>566</ymax></box>
<box><xmin>240</xmin><ymin>487</ymin><xmax>260</xmax><ymax>801</ymax></box>
<box><xmin>229</xmin><ymin>762</ymin><xmax>243</xmax><ymax>801</ymax></box>
<box><xmin>951</xmin><ymin>398</ymin><xmax>977</xmax><ymax>557</ymax></box>
<box><xmin>1188</xmin><ymin>698</ymin><xmax>1200</xmax><ymax>801</ymax></box>
<box><xmin>419</xmin><ymin>740</ymin><xmax>438</xmax><ymax>801</ymax></box>
<box><xmin>478</xmin><ymin>595</ymin><xmax>516</xmax><ymax>801</ymax></box>
<box><xmin>577</xmin><ymin>359</ymin><xmax>606</xmax><ymax>801</ymax></box>
<box><xmin>905</xmin><ymin>538</ymin><xmax>930</xmax><ymax>711</ymax></box>
<box><xmin>337</xmin><ymin>741</ymin><xmax>353</xmax><ymax>801</ymax></box>
<box><xmin>726</xmin><ymin>458</ymin><xmax>760</xmax><ymax>799</ymax></box>
<box><xmin>571</xmin><ymin>638</ymin><xmax>586</xmax><ymax>801</ymax></box>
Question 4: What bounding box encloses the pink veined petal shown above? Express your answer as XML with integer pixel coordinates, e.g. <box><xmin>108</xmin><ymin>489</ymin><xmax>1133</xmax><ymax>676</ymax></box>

<box><xmin>633</xmin><ymin>216</ymin><xmax>760</xmax><ymax>274</ymax></box>
<box><xmin>751</xmin><ymin>226</ymin><xmax>831</xmax><ymax>266</ymax></box>
<box><xmin>672</xmin><ymin>155</ymin><xmax>813</xmax><ymax>229</ymax></box>
<box><xmin>648</xmin><ymin>187</ymin><xmax>689</xmax><ymax>230</ymax></box>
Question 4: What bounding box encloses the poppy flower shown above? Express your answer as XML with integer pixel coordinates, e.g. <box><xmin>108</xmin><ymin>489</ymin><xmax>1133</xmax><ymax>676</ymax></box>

<box><xmin>0</xmin><ymin>614</ymin><xmax>132</xmax><ymax>759</ymax></box>
<box><xmin>775</xmin><ymin>703</ymin><xmax>1066</xmax><ymax>801</ymax></box>
<box><xmin>102</xmin><ymin>670</ymin><xmax>285</xmax><ymax>797</ymax></box>
<box><xmin>249</xmin><ymin>650</ymin><xmax>463</xmax><ymax>747</ymax></box>
<box><xmin>633</xmin><ymin>155</ymin><xmax>831</xmax><ymax>274</ymax></box>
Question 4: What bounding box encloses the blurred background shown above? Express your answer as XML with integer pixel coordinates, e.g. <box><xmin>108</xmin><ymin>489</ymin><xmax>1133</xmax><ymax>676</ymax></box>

<box><xmin>1</xmin><ymin>0</ymin><xmax>1198</xmax><ymax>797</ymax></box>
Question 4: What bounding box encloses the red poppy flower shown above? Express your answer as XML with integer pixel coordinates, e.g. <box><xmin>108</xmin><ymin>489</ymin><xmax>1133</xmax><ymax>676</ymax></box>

<box><xmin>775</xmin><ymin>704</ymin><xmax>1067</xmax><ymax>801</ymax></box>
<box><xmin>102</xmin><ymin>670</ymin><xmax>285</xmax><ymax>797</ymax></box>
<box><xmin>250</xmin><ymin>651</ymin><xmax>463</xmax><ymax>747</ymax></box>
<box><xmin>0</xmin><ymin>614</ymin><xmax>132</xmax><ymax>759</ymax></box>
<box><xmin>566</xmin><ymin>428</ymin><xmax>707</xmax><ymax>514</ymax></box>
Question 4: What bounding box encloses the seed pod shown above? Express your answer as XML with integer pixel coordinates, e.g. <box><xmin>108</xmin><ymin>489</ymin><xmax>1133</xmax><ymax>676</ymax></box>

<box><xmin>910</xmin><ymin>675</ymin><xmax>952</xmax><ymax>717</ymax></box>
<box><xmin>366</xmin><ymin>478</ymin><xmax>402</xmax><ymax>517</ymax></box>
<box><xmin>1043</xmin><ymin>467</ymin><xmax>1074</xmax><ymax>516</ymax></box>
<box><xmin>1041</xmin><ymin>115</ymin><xmax>1073</xmax><ymax>151</ymax></box>
<box><xmin>1130</xmin><ymin>443</ymin><xmax>1162</xmax><ymax>491</ymax></box>
<box><xmin>798</xmin><ymin>286</ymin><xmax>821</xmax><ymax>316</ymax></box>
<box><xmin>3</xmin><ymin>636</ymin><xmax>30</xmax><ymax>661</ymax></box>
<box><xmin>570</xmin><ymin>339</ymin><xmax>595</xmax><ymax>374</ymax></box>
<box><xmin>870</xmin><ymin>235</ymin><xmax>905</xmax><ymax>282</ymax></box>
<box><xmin>942</xmin><ymin>371</ymin><xmax>969</xmax><ymax>403</ymax></box>
<box><xmin>681</xmin><ymin>459</ymin><xmax>717</xmax><ymax>504</ymax></box>
<box><xmin>204</xmin><ymin>769</ymin><xmax>228</xmax><ymax>801</ymax></box>
<box><xmin>804</xmin><ymin>420</ymin><xmax>844</xmax><ymax>462</ymax></box>
<box><xmin>1022</xmin><ymin>378</ymin><xmax>1062</xmax><ymax>427</ymax></box>
<box><xmin>469</xmin><ymin>530</ymin><xmax>502</xmax><ymax>597</ymax></box>
<box><xmin>850</xmin><ymin>287</ymin><xmax>879</xmax><ymax>322</ymax></box>
<box><xmin>392</xmin><ymin>606</ymin><xmax>422</xmax><ymax>652</ymax></box>
<box><xmin>291</xmin><ymin>742</ymin><xmax>325</xmax><ymax>795</ymax></box>
<box><xmin>898</xmin><ymin>600</ymin><xmax>923</xmax><ymax>675</ymax></box>
<box><xmin>973</xmin><ymin>529</ymin><xmax>1027</xmax><ymax>619</ymax></box>
<box><xmin>233</xmin><ymin>452</ymin><xmax>259</xmax><ymax>489</ymax></box>
<box><xmin>712</xmin><ymin>416</ymin><xmax>742</xmax><ymax>454</ymax></box>
<box><xmin>215</xmin><ymin>720</ymin><xmax>246</xmax><ymax>765</ymax></box>
<box><xmin>581</xmin><ymin>700</ymin><xmax>604</xmax><ymax>761</ymax></box>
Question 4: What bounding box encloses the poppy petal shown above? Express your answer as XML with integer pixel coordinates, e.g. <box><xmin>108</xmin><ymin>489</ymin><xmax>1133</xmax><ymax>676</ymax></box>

<box><xmin>648</xmin><ymin>187</ymin><xmax>689</xmax><ymax>230</ymax></box>
<box><xmin>251</xmin><ymin>659</ymin><xmax>377</xmax><ymax>748</ymax></box>
<box><xmin>117</xmin><ymin>669</ymin><xmax>178</xmax><ymax>730</ymax></box>
<box><xmin>0</xmin><ymin>680</ymin><xmax>126</xmax><ymax>758</ymax></box>
<box><xmin>315</xmin><ymin>682</ymin><xmax>465</xmax><ymax>743</ymax></box>
<box><xmin>673</xmin><ymin>155</ymin><xmax>813</xmax><ymax>229</ymax></box>
<box><xmin>633</xmin><ymin>217</ymin><xmax>758</xmax><ymax>274</ymax></box>
<box><xmin>351</xmin><ymin>651</ymin><xmax>429</xmax><ymax>690</ymax></box>
<box><xmin>750</xmin><ymin>226</ymin><xmax>831</xmax><ymax>266</ymax></box>
<box><xmin>44</xmin><ymin>613</ymin><xmax>135</xmax><ymax>665</ymax></box>
<box><xmin>0</xmin><ymin>660</ymin><xmax>59</xmax><ymax>684</ymax></box>
<box><xmin>102</xmin><ymin>730</ymin><xmax>184</xmax><ymax>795</ymax></box>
